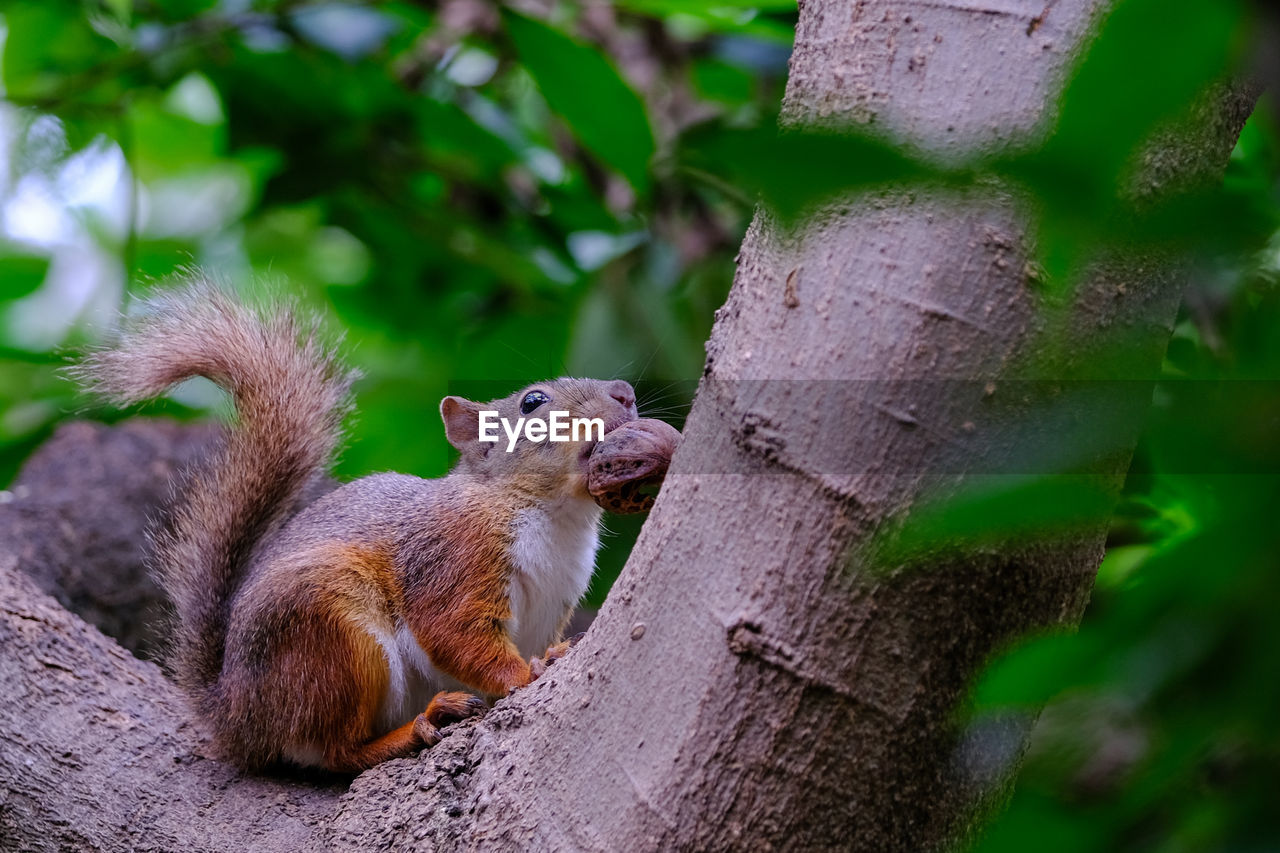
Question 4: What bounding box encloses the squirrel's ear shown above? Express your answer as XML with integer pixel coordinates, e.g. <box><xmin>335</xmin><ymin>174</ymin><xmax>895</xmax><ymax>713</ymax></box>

<box><xmin>441</xmin><ymin>396</ymin><xmax>483</xmax><ymax>451</ymax></box>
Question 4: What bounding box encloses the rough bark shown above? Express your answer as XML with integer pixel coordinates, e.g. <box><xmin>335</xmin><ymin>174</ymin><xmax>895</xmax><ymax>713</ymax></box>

<box><xmin>0</xmin><ymin>1</ymin><xmax>1261</xmax><ymax>851</ymax></box>
<box><xmin>5</xmin><ymin>420</ymin><xmax>219</xmax><ymax>660</ymax></box>
<box><xmin>0</xmin><ymin>556</ymin><xmax>344</xmax><ymax>852</ymax></box>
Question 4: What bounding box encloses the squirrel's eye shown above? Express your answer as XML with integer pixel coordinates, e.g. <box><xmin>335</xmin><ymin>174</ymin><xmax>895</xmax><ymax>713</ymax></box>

<box><xmin>520</xmin><ymin>391</ymin><xmax>550</xmax><ymax>415</ymax></box>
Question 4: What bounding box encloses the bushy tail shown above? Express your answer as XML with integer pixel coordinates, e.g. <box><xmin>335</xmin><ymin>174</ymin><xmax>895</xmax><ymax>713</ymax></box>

<box><xmin>74</xmin><ymin>276</ymin><xmax>357</xmax><ymax>698</ymax></box>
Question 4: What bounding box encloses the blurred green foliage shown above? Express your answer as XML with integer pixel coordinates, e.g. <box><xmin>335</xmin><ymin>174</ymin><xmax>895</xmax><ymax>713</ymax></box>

<box><xmin>3</xmin><ymin>0</ymin><xmax>1279</xmax><ymax>849</ymax></box>
<box><xmin>971</xmin><ymin>103</ymin><xmax>1280</xmax><ymax>849</ymax></box>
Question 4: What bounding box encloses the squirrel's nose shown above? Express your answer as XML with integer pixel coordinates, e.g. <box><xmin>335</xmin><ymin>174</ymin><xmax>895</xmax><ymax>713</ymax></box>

<box><xmin>608</xmin><ymin>380</ymin><xmax>636</xmax><ymax>412</ymax></box>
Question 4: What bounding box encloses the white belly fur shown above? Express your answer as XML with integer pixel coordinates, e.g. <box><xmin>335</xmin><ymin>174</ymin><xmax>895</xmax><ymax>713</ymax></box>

<box><xmin>506</xmin><ymin>496</ymin><xmax>602</xmax><ymax>659</ymax></box>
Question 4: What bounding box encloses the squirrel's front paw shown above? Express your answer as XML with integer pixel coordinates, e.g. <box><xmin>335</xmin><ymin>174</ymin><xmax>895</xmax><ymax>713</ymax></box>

<box><xmin>530</xmin><ymin>632</ymin><xmax>587</xmax><ymax>679</ymax></box>
<box><xmin>424</xmin><ymin>691</ymin><xmax>488</xmax><ymax>727</ymax></box>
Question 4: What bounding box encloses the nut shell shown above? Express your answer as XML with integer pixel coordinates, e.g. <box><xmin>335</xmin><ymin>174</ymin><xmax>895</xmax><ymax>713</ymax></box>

<box><xmin>586</xmin><ymin>418</ymin><xmax>681</xmax><ymax>513</ymax></box>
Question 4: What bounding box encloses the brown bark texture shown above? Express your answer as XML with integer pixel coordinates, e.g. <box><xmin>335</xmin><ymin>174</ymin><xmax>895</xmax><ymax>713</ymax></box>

<box><xmin>0</xmin><ymin>0</ymin><xmax>1260</xmax><ymax>850</ymax></box>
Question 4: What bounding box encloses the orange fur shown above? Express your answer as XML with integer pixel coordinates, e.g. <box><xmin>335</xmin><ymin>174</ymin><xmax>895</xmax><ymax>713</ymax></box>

<box><xmin>218</xmin><ymin>541</ymin><xmax>490</xmax><ymax>770</ymax></box>
<box><xmin>402</xmin><ymin>488</ymin><xmax>535</xmax><ymax>696</ymax></box>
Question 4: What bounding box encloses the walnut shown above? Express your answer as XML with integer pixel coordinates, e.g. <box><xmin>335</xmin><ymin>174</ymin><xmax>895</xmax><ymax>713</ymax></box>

<box><xmin>586</xmin><ymin>418</ymin><xmax>681</xmax><ymax>513</ymax></box>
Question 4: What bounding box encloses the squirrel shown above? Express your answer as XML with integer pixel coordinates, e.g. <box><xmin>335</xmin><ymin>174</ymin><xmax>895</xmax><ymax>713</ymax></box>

<box><xmin>76</xmin><ymin>279</ymin><xmax>642</xmax><ymax>773</ymax></box>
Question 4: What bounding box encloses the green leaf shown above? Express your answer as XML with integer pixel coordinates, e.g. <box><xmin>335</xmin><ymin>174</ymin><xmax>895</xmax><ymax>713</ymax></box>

<box><xmin>1000</xmin><ymin>0</ymin><xmax>1247</xmax><ymax>236</ymax></box>
<box><xmin>868</xmin><ymin>475</ymin><xmax>1116</xmax><ymax>569</ymax></box>
<box><xmin>1094</xmin><ymin>544</ymin><xmax>1153</xmax><ymax>590</ymax></box>
<box><xmin>130</xmin><ymin>238</ymin><xmax>197</xmax><ymax>282</ymax></box>
<box><xmin>504</xmin><ymin>10</ymin><xmax>655</xmax><ymax>193</ymax></box>
<box><xmin>0</xmin><ymin>255</ymin><xmax>51</xmax><ymax>301</ymax></box>
<box><xmin>691</xmin><ymin>59</ymin><xmax>754</xmax><ymax>105</ymax></box>
<box><xmin>971</xmin><ymin>791</ymin><xmax>1111</xmax><ymax>853</ymax></box>
<box><xmin>103</xmin><ymin>0</ymin><xmax>131</xmax><ymax>22</ymax></box>
<box><xmin>991</xmin><ymin>0</ymin><xmax>1249</xmax><ymax>295</ymax></box>
<box><xmin>618</xmin><ymin>0</ymin><xmax>797</xmax><ymax>12</ymax></box>
<box><xmin>129</xmin><ymin>96</ymin><xmax>225</xmax><ymax>181</ymax></box>
<box><xmin>416</xmin><ymin>99</ymin><xmax>517</xmax><ymax>181</ymax></box>
<box><xmin>682</xmin><ymin>122</ymin><xmax>948</xmax><ymax>220</ymax></box>
<box><xmin>1050</xmin><ymin>0</ymin><xmax>1243</xmax><ymax>185</ymax></box>
<box><xmin>615</xmin><ymin>0</ymin><xmax>799</xmax><ymax>42</ymax></box>
<box><xmin>1</xmin><ymin>1</ymin><xmax>122</xmax><ymax>103</ymax></box>
<box><xmin>972</xmin><ymin>632</ymin><xmax>1104</xmax><ymax>711</ymax></box>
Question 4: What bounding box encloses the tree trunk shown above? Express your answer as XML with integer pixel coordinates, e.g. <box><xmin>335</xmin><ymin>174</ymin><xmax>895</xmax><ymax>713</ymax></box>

<box><xmin>0</xmin><ymin>1</ymin><xmax>1258</xmax><ymax>851</ymax></box>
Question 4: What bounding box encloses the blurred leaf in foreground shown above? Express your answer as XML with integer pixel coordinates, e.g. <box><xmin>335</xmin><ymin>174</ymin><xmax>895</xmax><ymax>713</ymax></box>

<box><xmin>680</xmin><ymin>120</ymin><xmax>950</xmax><ymax>221</ymax></box>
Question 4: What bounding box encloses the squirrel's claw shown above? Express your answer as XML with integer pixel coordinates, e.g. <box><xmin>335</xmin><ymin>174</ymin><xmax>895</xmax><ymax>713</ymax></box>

<box><xmin>529</xmin><ymin>634</ymin><xmax>580</xmax><ymax>682</ymax></box>
<box><xmin>412</xmin><ymin>714</ymin><xmax>444</xmax><ymax>748</ymax></box>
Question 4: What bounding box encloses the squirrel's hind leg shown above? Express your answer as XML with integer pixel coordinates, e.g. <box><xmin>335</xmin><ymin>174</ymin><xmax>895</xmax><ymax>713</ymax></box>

<box><xmin>223</xmin><ymin>541</ymin><xmax>489</xmax><ymax>773</ymax></box>
<box><xmin>324</xmin><ymin>691</ymin><xmax>487</xmax><ymax>773</ymax></box>
<box><xmin>301</xmin><ymin>612</ymin><xmax>485</xmax><ymax>772</ymax></box>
